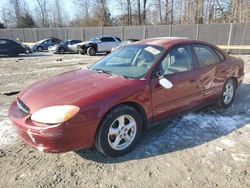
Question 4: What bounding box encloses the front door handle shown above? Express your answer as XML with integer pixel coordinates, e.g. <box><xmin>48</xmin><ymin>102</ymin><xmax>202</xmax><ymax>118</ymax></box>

<box><xmin>189</xmin><ymin>79</ymin><xmax>197</xmax><ymax>83</ymax></box>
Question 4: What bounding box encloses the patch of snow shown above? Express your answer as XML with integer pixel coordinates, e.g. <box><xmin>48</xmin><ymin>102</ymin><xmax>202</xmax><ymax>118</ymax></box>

<box><xmin>0</xmin><ymin>109</ymin><xmax>8</xmax><ymax>117</ymax></box>
<box><xmin>246</xmin><ymin>123</ymin><xmax>250</xmax><ymax>128</ymax></box>
<box><xmin>222</xmin><ymin>165</ymin><xmax>232</xmax><ymax>173</ymax></box>
<box><xmin>0</xmin><ymin>120</ymin><xmax>18</xmax><ymax>148</ymax></box>
<box><xmin>231</xmin><ymin>153</ymin><xmax>249</xmax><ymax>162</ymax></box>
<box><xmin>220</xmin><ymin>138</ymin><xmax>235</xmax><ymax>147</ymax></box>
<box><xmin>132</xmin><ymin>113</ymin><xmax>250</xmax><ymax>158</ymax></box>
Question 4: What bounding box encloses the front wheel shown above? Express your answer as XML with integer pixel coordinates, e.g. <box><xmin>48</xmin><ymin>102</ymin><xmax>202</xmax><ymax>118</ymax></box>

<box><xmin>36</xmin><ymin>46</ymin><xmax>43</xmax><ymax>52</ymax></box>
<box><xmin>217</xmin><ymin>78</ymin><xmax>236</xmax><ymax>108</ymax></box>
<box><xmin>58</xmin><ymin>47</ymin><xmax>65</xmax><ymax>54</ymax></box>
<box><xmin>87</xmin><ymin>47</ymin><xmax>96</xmax><ymax>56</ymax></box>
<box><xmin>95</xmin><ymin>105</ymin><xmax>142</xmax><ymax>157</ymax></box>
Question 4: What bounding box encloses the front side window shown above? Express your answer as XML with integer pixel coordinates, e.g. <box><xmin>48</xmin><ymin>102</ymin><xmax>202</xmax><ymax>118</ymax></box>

<box><xmin>159</xmin><ymin>45</ymin><xmax>193</xmax><ymax>75</ymax></box>
<box><xmin>44</xmin><ymin>39</ymin><xmax>53</xmax><ymax>45</ymax></box>
<box><xmin>90</xmin><ymin>45</ymin><xmax>164</xmax><ymax>78</ymax></box>
<box><xmin>193</xmin><ymin>44</ymin><xmax>221</xmax><ymax>67</ymax></box>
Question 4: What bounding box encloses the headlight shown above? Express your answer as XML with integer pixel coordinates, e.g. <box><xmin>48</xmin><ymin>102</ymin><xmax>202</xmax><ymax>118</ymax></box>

<box><xmin>31</xmin><ymin>105</ymin><xmax>80</xmax><ymax>124</ymax></box>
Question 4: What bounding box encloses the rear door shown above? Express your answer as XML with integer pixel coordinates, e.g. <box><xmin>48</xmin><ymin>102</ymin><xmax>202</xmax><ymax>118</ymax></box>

<box><xmin>192</xmin><ymin>44</ymin><xmax>227</xmax><ymax>103</ymax></box>
<box><xmin>151</xmin><ymin>44</ymin><xmax>203</xmax><ymax>121</ymax></box>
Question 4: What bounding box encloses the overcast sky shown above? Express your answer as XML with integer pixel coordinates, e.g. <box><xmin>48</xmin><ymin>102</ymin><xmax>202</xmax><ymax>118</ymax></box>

<box><xmin>0</xmin><ymin>0</ymin><xmax>76</xmax><ymax>22</ymax></box>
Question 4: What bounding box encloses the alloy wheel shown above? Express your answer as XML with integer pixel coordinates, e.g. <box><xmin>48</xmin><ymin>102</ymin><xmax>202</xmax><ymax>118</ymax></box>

<box><xmin>108</xmin><ymin>115</ymin><xmax>137</xmax><ymax>151</ymax></box>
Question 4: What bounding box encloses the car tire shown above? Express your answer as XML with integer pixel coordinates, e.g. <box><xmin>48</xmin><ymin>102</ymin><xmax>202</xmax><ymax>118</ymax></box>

<box><xmin>36</xmin><ymin>46</ymin><xmax>43</xmax><ymax>52</ymax></box>
<box><xmin>217</xmin><ymin>78</ymin><xmax>236</xmax><ymax>108</ymax></box>
<box><xmin>95</xmin><ymin>105</ymin><xmax>143</xmax><ymax>157</ymax></box>
<box><xmin>87</xmin><ymin>47</ymin><xmax>96</xmax><ymax>56</ymax></box>
<box><xmin>58</xmin><ymin>47</ymin><xmax>65</xmax><ymax>54</ymax></box>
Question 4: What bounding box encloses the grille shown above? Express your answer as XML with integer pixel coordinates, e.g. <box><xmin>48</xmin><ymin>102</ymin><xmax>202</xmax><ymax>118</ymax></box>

<box><xmin>17</xmin><ymin>97</ymin><xmax>30</xmax><ymax>115</ymax></box>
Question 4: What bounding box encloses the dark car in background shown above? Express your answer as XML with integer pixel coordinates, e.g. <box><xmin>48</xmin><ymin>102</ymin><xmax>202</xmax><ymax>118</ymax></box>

<box><xmin>111</xmin><ymin>39</ymin><xmax>140</xmax><ymax>52</ymax></box>
<box><xmin>30</xmin><ymin>37</ymin><xmax>62</xmax><ymax>52</ymax></box>
<box><xmin>48</xmin><ymin>40</ymin><xmax>82</xmax><ymax>54</ymax></box>
<box><xmin>77</xmin><ymin>35</ymin><xmax>121</xmax><ymax>56</ymax></box>
<box><xmin>0</xmin><ymin>38</ymin><xmax>26</xmax><ymax>56</ymax></box>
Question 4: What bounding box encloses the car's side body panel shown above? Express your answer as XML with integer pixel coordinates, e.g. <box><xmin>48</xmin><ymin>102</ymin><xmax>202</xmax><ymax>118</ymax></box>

<box><xmin>0</xmin><ymin>38</ymin><xmax>25</xmax><ymax>55</ymax></box>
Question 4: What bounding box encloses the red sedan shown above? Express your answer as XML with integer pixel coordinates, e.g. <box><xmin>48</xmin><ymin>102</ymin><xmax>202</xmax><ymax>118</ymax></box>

<box><xmin>8</xmin><ymin>38</ymin><xmax>244</xmax><ymax>157</ymax></box>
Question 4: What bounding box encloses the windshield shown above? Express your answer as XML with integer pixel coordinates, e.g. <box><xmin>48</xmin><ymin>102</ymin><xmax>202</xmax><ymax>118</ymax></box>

<box><xmin>90</xmin><ymin>45</ymin><xmax>164</xmax><ymax>78</ymax></box>
<box><xmin>89</xmin><ymin>37</ymin><xmax>99</xmax><ymax>42</ymax></box>
<box><xmin>36</xmin><ymin>39</ymin><xmax>46</xmax><ymax>44</ymax></box>
<box><xmin>63</xmin><ymin>40</ymin><xmax>70</xmax><ymax>45</ymax></box>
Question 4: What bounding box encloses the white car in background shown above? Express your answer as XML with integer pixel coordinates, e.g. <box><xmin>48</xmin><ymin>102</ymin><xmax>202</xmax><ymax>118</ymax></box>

<box><xmin>77</xmin><ymin>36</ymin><xmax>121</xmax><ymax>56</ymax></box>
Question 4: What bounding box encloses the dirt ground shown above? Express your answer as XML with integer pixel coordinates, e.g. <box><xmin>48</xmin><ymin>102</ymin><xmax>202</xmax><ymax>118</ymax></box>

<box><xmin>0</xmin><ymin>52</ymin><xmax>249</xmax><ymax>188</ymax></box>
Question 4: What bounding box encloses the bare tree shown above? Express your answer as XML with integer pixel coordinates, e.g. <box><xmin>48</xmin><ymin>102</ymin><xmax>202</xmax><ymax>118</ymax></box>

<box><xmin>127</xmin><ymin>0</ymin><xmax>132</xmax><ymax>25</ymax></box>
<box><xmin>158</xmin><ymin>0</ymin><xmax>163</xmax><ymax>24</ymax></box>
<box><xmin>51</xmin><ymin>0</ymin><xmax>64</xmax><ymax>27</ymax></box>
<box><xmin>36</xmin><ymin>0</ymin><xmax>49</xmax><ymax>27</ymax></box>
<box><xmin>138</xmin><ymin>0</ymin><xmax>142</xmax><ymax>25</ymax></box>
<box><xmin>142</xmin><ymin>0</ymin><xmax>147</xmax><ymax>24</ymax></box>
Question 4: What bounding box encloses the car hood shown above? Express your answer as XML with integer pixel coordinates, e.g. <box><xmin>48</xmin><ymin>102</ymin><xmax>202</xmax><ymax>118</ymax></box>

<box><xmin>19</xmin><ymin>69</ymin><xmax>135</xmax><ymax>113</ymax></box>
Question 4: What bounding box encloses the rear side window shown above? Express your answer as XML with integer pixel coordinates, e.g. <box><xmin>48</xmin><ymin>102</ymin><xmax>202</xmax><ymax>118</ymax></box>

<box><xmin>159</xmin><ymin>45</ymin><xmax>193</xmax><ymax>75</ymax></box>
<box><xmin>0</xmin><ymin>40</ymin><xmax>7</xmax><ymax>44</ymax></box>
<box><xmin>214</xmin><ymin>49</ymin><xmax>225</xmax><ymax>62</ymax></box>
<box><xmin>193</xmin><ymin>44</ymin><xmax>221</xmax><ymax>67</ymax></box>
<box><xmin>101</xmin><ymin>37</ymin><xmax>115</xmax><ymax>42</ymax></box>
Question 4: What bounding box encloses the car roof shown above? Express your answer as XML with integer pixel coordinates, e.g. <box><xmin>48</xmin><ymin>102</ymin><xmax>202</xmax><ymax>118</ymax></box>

<box><xmin>94</xmin><ymin>35</ymin><xmax>118</xmax><ymax>38</ymax></box>
<box><xmin>136</xmin><ymin>37</ymin><xmax>192</xmax><ymax>47</ymax></box>
<box><xmin>0</xmin><ymin>38</ymin><xmax>13</xmax><ymax>41</ymax></box>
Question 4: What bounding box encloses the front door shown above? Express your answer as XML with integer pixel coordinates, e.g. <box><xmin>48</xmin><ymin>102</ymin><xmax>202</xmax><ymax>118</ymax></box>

<box><xmin>151</xmin><ymin>44</ymin><xmax>203</xmax><ymax>122</ymax></box>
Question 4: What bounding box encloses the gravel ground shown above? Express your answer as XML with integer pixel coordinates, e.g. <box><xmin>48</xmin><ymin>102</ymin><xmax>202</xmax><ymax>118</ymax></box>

<box><xmin>0</xmin><ymin>52</ymin><xmax>249</xmax><ymax>188</ymax></box>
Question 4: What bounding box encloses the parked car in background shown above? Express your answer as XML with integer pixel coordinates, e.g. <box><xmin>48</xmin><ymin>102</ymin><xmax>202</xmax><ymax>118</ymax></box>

<box><xmin>0</xmin><ymin>38</ymin><xmax>27</xmax><ymax>56</ymax></box>
<box><xmin>111</xmin><ymin>39</ymin><xmax>140</xmax><ymax>52</ymax></box>
<box><xmin>8</xmin><ymin>37</ymin><xmax>244</xmax><ymax>157</ymax></box>
<box><xmin>48</xmin><ymin>40</ymin><xmax>82</xmax><ymax>54</ymax></box>
<box><xmin>77</xmin><ymin>35</ymin><xmax>121</xmax><ymax>56</ymax></box>
<box><xmin>30</xmin><ymin>37</ymin><xmax>62</xmax><ymax>52</ymax></box>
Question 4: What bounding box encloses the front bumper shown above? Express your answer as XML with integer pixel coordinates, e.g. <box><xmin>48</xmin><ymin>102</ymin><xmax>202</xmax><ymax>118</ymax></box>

<box><xmin>77</xmin><ymin>45</ymin><xmax>86</xmax><ymax>54</ymax></box>
<box><xmin>48</xmin><ymin>48</ymin><xmax>57</xmax><ymax>53</ymax></box>
<box><xmin>8</xmin><ymin>101</ymin><xmax>100</xmax><ymax>153</ymax></box>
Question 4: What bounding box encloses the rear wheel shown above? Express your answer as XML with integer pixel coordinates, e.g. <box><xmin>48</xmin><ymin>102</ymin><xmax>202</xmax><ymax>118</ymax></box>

<box><xmin>87</xmin><ymin>47</ymin><xmax>96</xmax><ymax>56</ymax></box>
<box><xmin>217</xmin><ymin>78</ymin><xmax>236</xmax><ymax>108</ymax></box>
<box><xmin>95</xmin><ymin>105</ymin><xmax>142</xmax><ymax>157</ymax></box>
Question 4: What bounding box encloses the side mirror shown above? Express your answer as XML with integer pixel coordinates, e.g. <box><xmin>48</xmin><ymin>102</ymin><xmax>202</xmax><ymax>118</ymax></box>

<box><xmin>159</xmin><ymin>77</ymin><xmax>173</xmax><ymax>89</ymax></box>
<box><xmin>97</xmin><ymin>40</ymin><xmax>102</xmax><ymax>43</ymax></box>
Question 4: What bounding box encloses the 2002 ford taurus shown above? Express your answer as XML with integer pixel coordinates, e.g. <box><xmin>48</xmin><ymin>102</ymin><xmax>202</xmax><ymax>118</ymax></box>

<box><xmin>8</xmin><ymin>37</ymin><xmax>244</xmax><ymax>157</ymax></box>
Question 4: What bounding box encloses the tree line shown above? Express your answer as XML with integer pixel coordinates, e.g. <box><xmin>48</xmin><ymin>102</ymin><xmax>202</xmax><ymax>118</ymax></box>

<box><xmin>1</xmin><ymin>0</ymin><xmax>250</xmax><ymax>28</ymax></box>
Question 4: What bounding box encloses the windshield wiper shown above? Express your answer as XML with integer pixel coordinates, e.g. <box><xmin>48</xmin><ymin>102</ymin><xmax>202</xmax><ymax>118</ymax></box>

<box><xmin>94</xmin><ymin>68</ymin><xmax>113</xmax><ymax>75</ymax></box>
<box><xmin>93</xmin><ymin>68</ymin><xmax>128</xmax><ymax>79</ymax></box>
